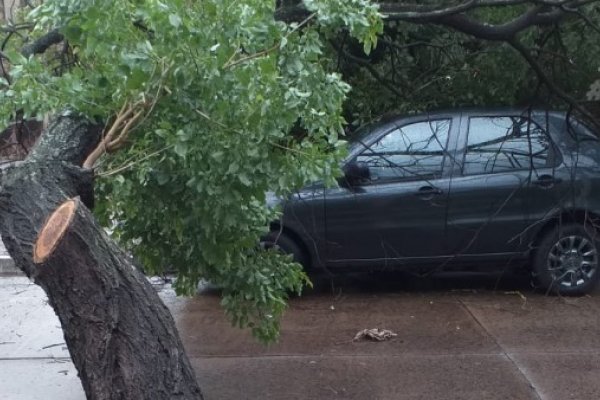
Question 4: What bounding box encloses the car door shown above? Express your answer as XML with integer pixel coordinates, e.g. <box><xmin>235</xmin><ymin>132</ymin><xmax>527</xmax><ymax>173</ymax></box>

<box><xmin>324</xmin><ymin>116</ymin><xmax>459</xmax><ymax>265</ymax></box>
<box><xmin>522</xmin><ymin>113</ymin><xmax>574</xmax><ymax>238</ymax></box>
<box><xmin>446</xmin><ymin>113</ymin><xmax>557</xmax><ymax>257</ymax></box>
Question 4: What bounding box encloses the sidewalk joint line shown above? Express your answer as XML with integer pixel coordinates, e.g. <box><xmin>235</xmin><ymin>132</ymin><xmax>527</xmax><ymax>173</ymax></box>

<box><xmin>458</xmin><ymin>298</ymin><xmax>544</xmax><ymax>400</ymax></box>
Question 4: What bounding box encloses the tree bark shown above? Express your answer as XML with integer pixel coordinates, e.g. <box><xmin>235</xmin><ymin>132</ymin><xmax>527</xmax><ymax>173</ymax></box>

<box><xmin>0</xmin><ymin>114</ymin><xmax>203</xmax><ymax>399</ymax></box>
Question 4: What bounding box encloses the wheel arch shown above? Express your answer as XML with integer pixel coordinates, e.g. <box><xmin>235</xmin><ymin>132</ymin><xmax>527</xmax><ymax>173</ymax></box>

<box><xmin>268</xmin><ymin>222</ymin><xmax>316</xmax><ymax>269</ymax></box>
<box><xmin>530</xmin><ymin>209</ymin><xmax>600</xmax><ymax>254</ymax></box>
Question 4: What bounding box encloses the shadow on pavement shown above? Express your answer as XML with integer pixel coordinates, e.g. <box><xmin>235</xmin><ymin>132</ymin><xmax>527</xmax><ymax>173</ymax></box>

<box><xmin>196</xmin><ymin>266</ymin><xmax>536</xmax><ymax>298</ymax></box>
<box><xmin>307</xmin><ymin>269</ymin><xmax>533</xmax><ymax>295</ymax></box>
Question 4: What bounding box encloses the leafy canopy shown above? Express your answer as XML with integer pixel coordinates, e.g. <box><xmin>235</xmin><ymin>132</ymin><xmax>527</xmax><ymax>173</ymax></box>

<box><xmin>339</xmin><ymin>5</ymin><xmax>600</xmax><ymax>126</ymax></box>
<box><xmin>0</xmin><ymin>0</ymin><xmax>381</xmax><ymax>342</ymax></box>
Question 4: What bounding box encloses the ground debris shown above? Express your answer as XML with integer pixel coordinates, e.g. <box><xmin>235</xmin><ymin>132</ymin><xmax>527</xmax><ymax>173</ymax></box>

<box><xmin>503</xmin><ymin>290</ymin><xmax>528</xmax><ymax>309</ymax></box>
<box><xmin>42</xmin><ymin>342</ymin><xmax>65</xmax><ymax>349</ymax></box>
<box><xmin>353</xmin><ymin>328</ymin><xmax>398</xmax><ymax>342</ymax></box>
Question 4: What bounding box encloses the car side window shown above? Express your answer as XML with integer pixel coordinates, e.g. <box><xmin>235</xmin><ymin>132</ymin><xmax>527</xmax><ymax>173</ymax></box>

<box><xmin>356</xmin><ymin>119</ymin><xmax>451</xmax><ymax>181</ymax></box>
<box><xmin>463</xmin><ymin>116</ymin><xmax>553</xmax><ymax>175</ymax></box>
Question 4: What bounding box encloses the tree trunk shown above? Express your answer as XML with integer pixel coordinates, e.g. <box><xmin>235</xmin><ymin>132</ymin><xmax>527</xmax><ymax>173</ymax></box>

<box><xmin>0</xmin><ymin>114</ymin><xmax>203</xmax><ymax>399</ymax></box>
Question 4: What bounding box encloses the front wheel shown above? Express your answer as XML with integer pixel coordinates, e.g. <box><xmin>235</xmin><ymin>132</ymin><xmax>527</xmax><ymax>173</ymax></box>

<box><xmin>533</xmin><ymin>223</ymin><xmax>600</xmax><ymax>295</ymax></box>
<box><xmin>260</xmin><ymin>231</ymin><xmax>309</xmax><ymax>269</ymax></box>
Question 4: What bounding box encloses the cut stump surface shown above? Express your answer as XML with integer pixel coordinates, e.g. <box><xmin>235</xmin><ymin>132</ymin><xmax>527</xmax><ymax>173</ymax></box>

<box><xmin>33</xmin><ymin>198</ymin><xmax>77</xmax><ymax>264</ymax></box>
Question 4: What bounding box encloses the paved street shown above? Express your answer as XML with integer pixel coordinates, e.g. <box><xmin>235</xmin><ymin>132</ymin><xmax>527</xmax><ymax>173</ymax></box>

<box><xmin>2</xmin><ymin>271</ymin><xmax>600</xmax><ymax>399</ymax></box>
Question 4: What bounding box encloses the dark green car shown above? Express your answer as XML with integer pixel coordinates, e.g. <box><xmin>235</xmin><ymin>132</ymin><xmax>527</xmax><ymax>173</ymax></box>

<box><xmin>264</xmin><ymin>108</ymin><xmax>600</xmax><ymax>295</ymax></box>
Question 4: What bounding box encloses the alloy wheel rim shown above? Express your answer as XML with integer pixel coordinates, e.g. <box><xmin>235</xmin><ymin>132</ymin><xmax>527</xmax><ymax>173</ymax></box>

<box><xmin>547</xmin><ymin>235</ymin><xmax>598</xmax><ymax>288</ymax></box>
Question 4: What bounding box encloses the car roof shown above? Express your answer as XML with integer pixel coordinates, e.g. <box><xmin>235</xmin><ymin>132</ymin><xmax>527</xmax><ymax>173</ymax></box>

<box><xmin>376</xmin><ymin>107</ymin><xmax>568</xmax><ymax>122</ymax></box>
<box><xmin>356</xmin><ymin>108</ymin><xmax>570</xmax><ymax>136</ymax></box>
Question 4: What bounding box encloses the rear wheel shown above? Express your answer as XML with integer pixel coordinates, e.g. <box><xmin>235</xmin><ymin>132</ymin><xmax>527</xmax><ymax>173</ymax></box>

<box><xmin>261</xmin><ymin>231</ymin><xmax>309</xmax><ymax>269</ymax></box>
<box><xmin>533</xmin><ymin>223</ymin><xmax>600</xmax><ymax>295</ymax></box>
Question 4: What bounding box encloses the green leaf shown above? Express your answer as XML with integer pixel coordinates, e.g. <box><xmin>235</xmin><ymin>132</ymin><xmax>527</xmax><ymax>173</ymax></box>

<box><xmin>169</xmin><ymin>13</ymin><xmax>182</xmax><ymax>28</ymax></box>
<box><xmin>174</xmin><ymin>142</ymin><xmax>188</xmax><ymax>158</ymax></box>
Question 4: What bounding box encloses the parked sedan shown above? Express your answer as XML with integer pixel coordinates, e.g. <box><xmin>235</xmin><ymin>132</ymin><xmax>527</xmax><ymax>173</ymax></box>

<box><xmin>263</xmin><ymin>108</ymin><xmax>600</xmax><ymax>295</ymax></box>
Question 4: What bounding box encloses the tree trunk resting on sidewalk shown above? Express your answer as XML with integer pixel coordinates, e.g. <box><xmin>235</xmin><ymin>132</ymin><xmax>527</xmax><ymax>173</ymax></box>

<box><xmin>0</xmin><ymin>115</ymin><xmax>203</xmax><ymax>399</ymax></box>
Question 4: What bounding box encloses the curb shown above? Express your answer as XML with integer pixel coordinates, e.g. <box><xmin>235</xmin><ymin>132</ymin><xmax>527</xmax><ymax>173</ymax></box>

<box><xmin>0</xmin><ymin>256</ymin><xmax>21</xmax><ymax>275</ymax></box>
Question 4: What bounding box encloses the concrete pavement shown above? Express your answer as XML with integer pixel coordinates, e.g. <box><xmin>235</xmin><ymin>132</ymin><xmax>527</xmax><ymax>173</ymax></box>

<box><xmin>0</xmin><ymin>277</ymin><xmax>83</xmax><ymax>400</ymax></box>
<box><xmin>2</xmin><ymin>272</ymin><xmax>600</xmax><ymax>399</ymax></box>
<box><xmin>0</xmin><ymin>241</ymin><xmax>16</xmax><ymax>276</ymax></box>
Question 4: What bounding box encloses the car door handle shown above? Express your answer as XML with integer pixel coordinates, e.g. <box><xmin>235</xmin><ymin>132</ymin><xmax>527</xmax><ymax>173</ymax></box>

<box><xmin>533</xmin><ymin>175</ymin><xmax>562</xmax><ymax>188</ymax></box>
<box><xmin>415</xmin><ymin>186</ymin><xmax>443</xmax><ymax>200</ymax></box>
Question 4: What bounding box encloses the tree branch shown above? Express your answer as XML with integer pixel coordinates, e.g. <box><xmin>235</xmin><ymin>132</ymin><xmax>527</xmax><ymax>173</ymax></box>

<box><xmin>508</xmin><ymin>37</ymin><xmax>600</xmax><ymax>128</ymax></box>
<box><xmin>562</xmin><ymin>4</ymin><xmax>600</xmax><ymax>35</ymax></box>
<box><xmin>21</xmin><ymin>28</ymin><xmax>64</xmax><ymax>58</ymax></box>
<box><xmin>224</xmin><ymin>13</ymin><xmax>316</xmax><ymax>69</ymax></box>
<box><xmin>275</xmin><ymin>4</ymin><xmax>311</xmax><ymax>23</ymax></box>
<box><xmin>332</xmin><ymin>41</ymin><xmax>404</xmax><ymax>99</ymax></box>
<box><xmin>28</xmin><ymin>114</ymin><xmax>102</xmax><ymax>166</ymax></box>
<box><xmin>433</xmin><ymin>6</ymin><xmax>565</xmax><ymax>41</ymax></box>
<box><xmin>276</xmin><ymin>0</ymin><xmax>593</xmax><ymax>38</ymax></box>
<box><xmin>378</xmin><ymin>0</ymin><xmax>592</xmax><ymax>20</ymax></box>
<box><xmin>82</xmin><ymin>100</ymin><xmax>149</xmax><ymax>169</ymax></box>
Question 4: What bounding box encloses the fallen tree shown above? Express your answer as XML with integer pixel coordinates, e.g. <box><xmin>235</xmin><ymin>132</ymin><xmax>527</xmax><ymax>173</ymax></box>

<box><xmin>3</xmin><ymin>0</ymin><xmax>597</xmax><ymax>398</ymax></box>
<box><xmin>0</xmin><ymin>0</ymin><xmax>382</xmax><ymax>398</ymax></box>
<box><xmin>0</xmin><ymin>115</ymin><xmax>203</xmax><ymax>399</ymax></box>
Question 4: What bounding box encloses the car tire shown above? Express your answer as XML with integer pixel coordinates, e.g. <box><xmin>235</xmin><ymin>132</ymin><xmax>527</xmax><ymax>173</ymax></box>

<box><xmin>261</xmin><ymin>231</ymin><xmax>309</xmax><ymax>269</ymax></box>
<box><xmin>533</xmin><ymin>222</ymin><xmax>600</xmax><ymax>295</ymax></box>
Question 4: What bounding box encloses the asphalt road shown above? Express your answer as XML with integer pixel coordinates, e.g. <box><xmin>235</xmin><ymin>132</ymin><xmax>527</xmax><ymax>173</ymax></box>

<box><xmin>2</xmin><ymin>271</ymin><xmax>600</xmax><ymax>399</ymax></box>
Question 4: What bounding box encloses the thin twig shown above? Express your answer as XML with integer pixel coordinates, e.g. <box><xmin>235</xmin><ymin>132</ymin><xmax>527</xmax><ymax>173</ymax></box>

<box><xmin>269</xmin><ymin>141</ymin><xmax>311</xmax><ymax>156</ymax></box>
<box><xmin>223</xmin><ymin>13</ymin><xmax>316</xmax><ymax>69</ymax></box>
<box><xmin>509</xmin><ymin>38</ymin><xmax>600</xmax><ymax>129</ymax></box>
<box><xmin>97</xmin><ymin>145</ymin><xmax>174</xmax><ymax>177</ymax></box>
<box><xmin>195</xmin><ymin>108</ymin><xmax>311</xmax><ymax>156</ymax></box>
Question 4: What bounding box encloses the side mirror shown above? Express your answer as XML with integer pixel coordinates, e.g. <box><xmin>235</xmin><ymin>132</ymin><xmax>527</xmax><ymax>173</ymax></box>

<box><xmin>342</xmin><ymin>161</ymin><xmax>370</xmax><ymax>186</ymax></box>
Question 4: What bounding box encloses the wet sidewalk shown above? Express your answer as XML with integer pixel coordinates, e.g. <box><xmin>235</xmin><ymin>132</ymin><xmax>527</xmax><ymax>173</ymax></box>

<box><xmin>0</xmin><ymin>277</ymin><xmax>83</xmax><ymax>400</ymax></box>
<box><xmin>2</xmin><ymin>272</ymin><xmax>600</xmax><ymax>399</ymax></box>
